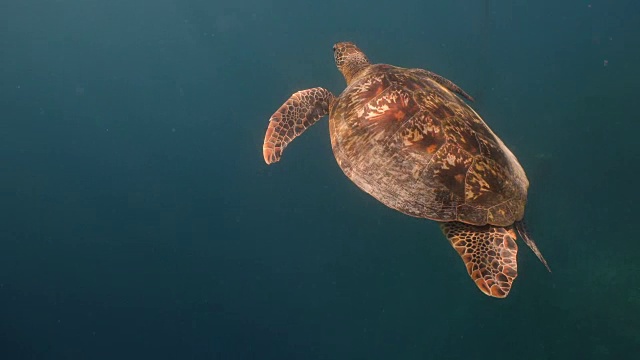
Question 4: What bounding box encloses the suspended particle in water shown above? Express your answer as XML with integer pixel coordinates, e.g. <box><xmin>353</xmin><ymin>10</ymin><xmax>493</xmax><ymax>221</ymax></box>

<box><xmin>604</xmin><ymin>59</ymin><xmax>608</xmax><ymax>67</ymax></box>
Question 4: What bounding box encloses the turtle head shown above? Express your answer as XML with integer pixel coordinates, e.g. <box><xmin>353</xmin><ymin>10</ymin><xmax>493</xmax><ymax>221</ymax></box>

<box><xmin>333</xmin><ymin>42</ymin><xmax>370</xmax><ymax>85</ymax></box>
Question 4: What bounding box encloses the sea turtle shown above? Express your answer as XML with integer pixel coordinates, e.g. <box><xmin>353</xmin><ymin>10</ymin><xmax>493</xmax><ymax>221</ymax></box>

<box><xmin>262</xmin><ymin>42</ymin><xmax>550</xmax><ymax>298</ymax></box>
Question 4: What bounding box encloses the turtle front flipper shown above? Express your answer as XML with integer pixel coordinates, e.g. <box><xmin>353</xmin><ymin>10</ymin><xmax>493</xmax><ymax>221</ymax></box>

<box><xmin>440</xmin><ymin>222</ymin><xmax>518</xmax><ymax>298</ymax></box>
<box><xmin>263</xmin><ymin>87</ymin><xmax>335</xmax><ymax>164</ymax></box>
<box><xmin>411</xmin><ymin>69</ymin><xmax>475</xmax><ymax>102</ymax></box>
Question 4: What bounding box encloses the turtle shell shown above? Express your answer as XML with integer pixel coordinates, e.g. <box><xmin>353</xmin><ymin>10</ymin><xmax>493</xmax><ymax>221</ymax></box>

<box><xmin>329</xmin><ymin>64</ymin><xmax>529</xmax><ymax>227</ymax></box>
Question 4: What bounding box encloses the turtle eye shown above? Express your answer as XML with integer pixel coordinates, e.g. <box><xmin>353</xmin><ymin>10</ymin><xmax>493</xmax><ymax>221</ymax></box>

<box><xmin>332</xmin><ymin>44</ymin><xmax>337</xmax><ymax>52</ymax></box>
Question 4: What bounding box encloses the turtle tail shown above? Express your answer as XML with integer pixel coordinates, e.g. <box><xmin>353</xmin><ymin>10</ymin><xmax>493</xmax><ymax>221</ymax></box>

<box><xmin>515</xmin><ymin>220</ymin><xmax>552</xmax><ymax>272</ymax></box>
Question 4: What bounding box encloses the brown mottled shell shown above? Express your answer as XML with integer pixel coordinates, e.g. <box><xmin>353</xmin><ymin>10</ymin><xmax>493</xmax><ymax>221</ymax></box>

<box><xmin>329</xmin><ymin>64</ymin><xmax>529</xmax><ymax>227</ymax></box>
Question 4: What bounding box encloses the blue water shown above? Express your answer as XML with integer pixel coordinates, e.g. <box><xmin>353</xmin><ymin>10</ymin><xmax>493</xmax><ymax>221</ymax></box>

<box><xmin>1</xmin><ymin>1</ymin><xmax>638</xmax><ymax>359</ymax></box>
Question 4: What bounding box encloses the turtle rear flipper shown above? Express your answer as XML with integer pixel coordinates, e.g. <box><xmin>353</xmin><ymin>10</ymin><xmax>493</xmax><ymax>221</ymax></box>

<box><xmin>515</xmin><ymin>220</ymin><xmax>551</xmax><ymax>272</ymax></box>
<box><xmin>441</xmin><ymin>222</ymin><xmax>518</xmax><ymax>298</ymax></box>
<box><xmin>263</xmin><ymin>87</ymin><xmax>335</xmax><ymax>164</ymax></box>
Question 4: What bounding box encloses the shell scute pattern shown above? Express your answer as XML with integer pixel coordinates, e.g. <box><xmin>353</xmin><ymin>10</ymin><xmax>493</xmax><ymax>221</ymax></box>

<box><xmin>475</xmin><ymin>133</ymin><xmax>512</xmax><ymax>170</ymax></box>
<box><xmin>443</xmin><ymin>117</ymin><xmax>481</xmax><ymax>156</ymax></box>
<box><xmin>414</xmin><ymin>90</ymin><xmax>456</xmax><ymax>120</ymax></box>
<box><xmin>331</xmin><ymin>66</ymin><xmax>526</xmax><ymax>225</ymax></box>
<box><xmin>397</xmin><ymin>112</ymin><xmax>445</xmax><ymax>156</ymax></box>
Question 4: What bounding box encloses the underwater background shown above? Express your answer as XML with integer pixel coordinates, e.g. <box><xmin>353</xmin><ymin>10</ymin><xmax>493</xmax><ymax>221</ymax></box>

<box><xmin>1</xmin><ymin>0</ymin><xmax>639</xmax><ymax>359</ymax></box>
